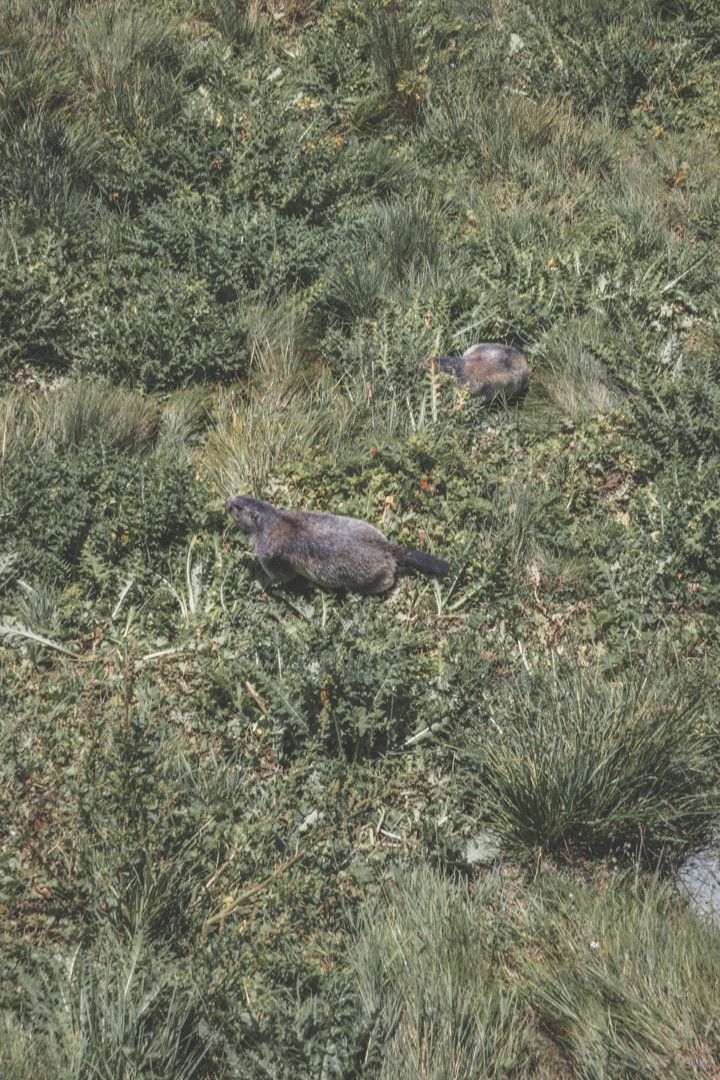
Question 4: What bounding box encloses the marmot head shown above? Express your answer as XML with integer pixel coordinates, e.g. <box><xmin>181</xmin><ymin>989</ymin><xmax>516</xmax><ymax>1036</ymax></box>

<box><xmin>226</xmin><ymin>494</ymin><xmax>272</xmax><ymax>533</ymax></box>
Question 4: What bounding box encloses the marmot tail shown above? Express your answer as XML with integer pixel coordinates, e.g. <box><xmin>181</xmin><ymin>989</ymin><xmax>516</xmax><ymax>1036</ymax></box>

<box><xmin>395</xmin><ymin>547</ymin><xmax>451</xmax><ymax>578</ymax></box>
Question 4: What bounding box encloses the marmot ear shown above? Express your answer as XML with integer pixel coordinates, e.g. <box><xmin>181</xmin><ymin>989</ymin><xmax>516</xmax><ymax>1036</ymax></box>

<box><xmin>250</xmin><ymin>507</ymin><xmax>260</xmax><ymax>524</ymax></box>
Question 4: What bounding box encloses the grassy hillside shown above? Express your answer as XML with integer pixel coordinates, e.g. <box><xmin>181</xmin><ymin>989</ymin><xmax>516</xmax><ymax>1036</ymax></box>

<box><xmin>1</xmin><ymin>0</ymin><xmax>719</xmax><ymax>1074</ymax></box>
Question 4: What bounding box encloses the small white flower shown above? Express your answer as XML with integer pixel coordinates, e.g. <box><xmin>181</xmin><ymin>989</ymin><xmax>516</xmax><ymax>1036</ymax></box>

<box><xmin>589</xmin><ymin>940</ymin><xmax>600</xmax><ymax>950</ymax></box>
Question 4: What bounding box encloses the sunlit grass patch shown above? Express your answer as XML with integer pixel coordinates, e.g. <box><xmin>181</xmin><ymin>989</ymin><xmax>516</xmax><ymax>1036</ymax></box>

<box><xmin>351</xmin><ymin>865</ymin><xmax>533</xmax><ymax>1077</ymax></box>
<box><xmin>201</xmin><ymin>303</ymin><xmax>356</xmax><ymax>493</ymax></box>
<box><xmin>349</xmin><ymin>865</ymin><xmax>720</xmax><ymax>1077</ymax></box>
<box><xmin>200</xmin><ymin>299</ymin><xmax>422</xmax><ymax>494</ymax></box>
<box><xmin>0</xmin><ymin>934</ymin><xmax>211</xmax><ymax>1080</ymax></box>
<box><xmin>422</xmin><ymin>89</ymin><xmax>619</xmax><ymax>192</ymax></box>
<box><xmin>159</xmin><ymin>386</ymin><xmax>214</xmax><ymax>447</ymax></box>
<box><xmin>525</xmin><ymin>872</ymin><xmax>720</xmax><ymax>1076</ymax></box>
<box><xmin>30</xmin><ymin>377</ymin><xmax>162</xmax><ymax>453</ymax></box>
<box><xmin>538</xmin><ymin>344</ymin><xmax>625</xmax><ymax>422</ymax></box>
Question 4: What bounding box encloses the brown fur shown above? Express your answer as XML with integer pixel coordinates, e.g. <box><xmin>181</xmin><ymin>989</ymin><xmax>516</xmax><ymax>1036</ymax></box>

<box><xmin>226</xmin><ymin>495</ymin><xmax>450</xmax><ymax>594</ymax></box>
<box><xmin>432</xmin><ymin>343</ymin><xmax>529</xmax><ymax>401</ymax></box>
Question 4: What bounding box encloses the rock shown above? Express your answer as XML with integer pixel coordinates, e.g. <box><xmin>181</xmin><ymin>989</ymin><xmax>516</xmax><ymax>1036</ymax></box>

<box><xmin>464</xmin><ymin>830</ymin><xmax>501</xmax><ymax>867</ymax></box>
<box><xmin>676</xmin><ymin>847</ymin><xmax>720</xmax><ymax>926</ymax></box>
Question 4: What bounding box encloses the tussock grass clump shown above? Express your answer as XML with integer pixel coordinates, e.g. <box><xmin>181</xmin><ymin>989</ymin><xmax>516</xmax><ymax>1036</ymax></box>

<box><xmin>0</xmin><ymin>934</ymin><xmax>211</xmax><ymax>1079</ymax></box>
<box><xmin>349</xmin><ymin>867</ymin><xmax>720</xmax><ymax>1077</ymax></box>
<box><xmin>0</xmin><ymin>33</ymin><xmax>72</xmax><ymax>133</ymax></box>
<box><xmin>323</xmin><ymin>194</ymin><xmax>444</xmax><ymax>327</ymax></box>
<box><xmin>538</xmin><ymin>343</ymin><xmax>625</xmax><ymax>422</ymax></box>
<box><xmin>0</xmin><ymin>390</ymin><xmax>32</xmax><ymax>480</ymax></box>
<box><xmin>323</xmin><ymin>256</ymin><xmax>390</xmax><ymax>327</ymax></box>
<box><xmin>32</xmin><ymin>378</ymin><xmax>161</xmax><ymax>453</ymax></box>
<box><xmin>423</xmin><ymin>89</ymin><xmax>618</xmax><ymax>190</ymax></box>
<box><xmin>201</xmin><ymin>301</ymin><xmax>413</xmax><ymax>493</ymax></box>
<box><xmin>69</xmin><ymin>1</ymin><xmax>182</xmax><ymax>126</ymax></box>
<box><xmin>159</xmin><ymin>386</ymin><xmax>214</xmax><ymax>447</ymax></box>
<box><xmin>203</xmin><ymin>378</ymin><xmax>355</xmax><ymax>495</ymax></box>
<box><xmin>211</xmin><ymin>0</ymin><xmax>267</xmax><ymax>48</ymax></box>
<box><xmin>0</xmin><ymin>379</ymin><xmax>162</xmax><ymax>495</ymax></box>
<box><xmin>202</xmin><ymin>304</ymin><xmax>355</xmax><ymax>493</ymax></box>
<box><xmin>526</xmin><ymin>874</ymin><xmax>720</xmax><ymax>1076</ymax></box>
<box><xmin>0</xmin><ymin>116</ymin><xmax>106</xmax><ymax>230</ymax></box>
<box><xmin>364</xmin><ymin>194</ymin><xmax>443</xmax><ymax>282</ymax></box>
<box><xmin>351</xmin><ymin>866</ymin><xmax>532</xmax><ymax>1077</ymax></box>
<box><xmin>359</xmin><ymin>7</ymin><xmax>426</xmax><ymax>122</ymax></box>
<box><xmin>469</xmin><ymin>661</ymin><xmax>720</xmax><ymax>864</ymax></box>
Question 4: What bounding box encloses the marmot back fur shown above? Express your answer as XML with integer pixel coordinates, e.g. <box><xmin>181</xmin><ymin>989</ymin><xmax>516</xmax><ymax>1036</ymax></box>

<box><xmin>226</xmin><ymin>495</ymin><xmax>450</xmax><ymax>594</ymax></box>
<box><xmin>432</xmin><ymin>342</ymin><xmax>529</xmax><ymax>401</ymax></box>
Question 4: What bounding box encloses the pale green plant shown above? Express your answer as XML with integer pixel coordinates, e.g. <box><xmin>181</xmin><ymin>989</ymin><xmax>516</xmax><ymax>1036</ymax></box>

<box><xmin>351</xmin><ymin>866</ymin><xmax>531</xmax><ymax>1078</ymax></box>
<box><xmin>0</xmin><ymin>934</ymin><xmax>210</xmax><ymax>1079</ymax></box>
<box><xmin>540</xmin><ymin>346</ymin><xmax>624</xmax><ymax>421</ymax></box>
<box><xmin>32</xmin><ymin>378</ymin><xmax>161</xmax><ymax>452</ymax></box>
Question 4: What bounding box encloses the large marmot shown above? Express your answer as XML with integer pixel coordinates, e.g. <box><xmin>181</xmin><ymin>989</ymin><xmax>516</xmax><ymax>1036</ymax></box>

<box><xmin>226</xmin><ymin>495</ymin><xmax>450</xmax><ymax>595</ymax></box>
<box><xmin>432</xmin><ymin>342</ymin><xmax>529</xmax><ymax>401</ymax></box>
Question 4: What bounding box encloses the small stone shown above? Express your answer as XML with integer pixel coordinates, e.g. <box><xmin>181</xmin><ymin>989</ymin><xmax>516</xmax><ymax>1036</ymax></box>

<box><xmin>465</xmin><ymin>831</ymin><xmax>501</xmax><ymax>866</ymax></box>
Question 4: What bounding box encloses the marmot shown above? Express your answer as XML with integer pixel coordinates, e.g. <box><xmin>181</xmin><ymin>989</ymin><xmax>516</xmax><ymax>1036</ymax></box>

<box><xmin>226</xmin><ymin>495</ymin><xmax>450</xmax><ymax>594</ymax></box>
<box><xmin>432</xmin><ymin>342</ymin><xmax>529</xmax><ymax>401</ymax></box>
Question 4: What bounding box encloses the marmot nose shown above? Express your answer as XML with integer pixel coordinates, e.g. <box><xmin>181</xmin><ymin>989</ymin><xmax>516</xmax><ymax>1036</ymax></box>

<box><xmin>226</xmin><ymin>495</ymin><xmax>239</xmax><ymax>513</ymax></box>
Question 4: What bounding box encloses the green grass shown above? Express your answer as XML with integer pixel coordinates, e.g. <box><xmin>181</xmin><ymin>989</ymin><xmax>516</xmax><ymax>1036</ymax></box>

<box><xmin>1</xmin><ymin>0</ymin><xmax>719</xmax><ymax>1073</ymax></box>
<box><xmin>466</xmin><ymin>659</ymin><xmax>720</xmax><ymax>864</ymax></box>
<box><xmin>351</xmin><ymin>866</ymin><xmax>533</xmax><ymax>1077</ymax></box>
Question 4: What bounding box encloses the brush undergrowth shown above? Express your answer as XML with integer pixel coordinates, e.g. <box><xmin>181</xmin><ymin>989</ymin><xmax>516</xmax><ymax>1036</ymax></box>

<box><xmin>1</xmin><ymin>0</ymin><xmax>719</xmax><ymax>1074</ymax></box>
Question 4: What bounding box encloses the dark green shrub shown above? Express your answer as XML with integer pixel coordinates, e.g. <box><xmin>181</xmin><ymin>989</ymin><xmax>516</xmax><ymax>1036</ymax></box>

<box><xmin>632</xmin><ymin>352</ymin><xmax>720</xmax><ymax>464</ymax></box>
<box><xmin>220</xmin><ymin>602</ymin><xmax>443</xmax><ymax>760</ymax></box>
<box><xmin>75</xmin><ymin>268</ymin><xmax>251</xmax><ymax>390</ymax></box>
<box><xmin>0</xmin><ymin>442</ymin><xmax>203</xmax><ymax>584</ymax></box>
<box><xmin>0</xmin><ymin>221</ymin><xmax>80</xmax><ymax>373</ymax></box>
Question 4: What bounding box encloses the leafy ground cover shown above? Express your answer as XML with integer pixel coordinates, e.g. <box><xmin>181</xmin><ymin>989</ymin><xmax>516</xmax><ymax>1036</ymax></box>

<box><xmin>1</xmin><ymin>0</ymin><xmax>719</xmax><ymax>1074</ymax></box>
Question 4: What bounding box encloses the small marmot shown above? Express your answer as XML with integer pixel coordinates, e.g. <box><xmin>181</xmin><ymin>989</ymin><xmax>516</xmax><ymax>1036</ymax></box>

<box><xmin>226</xmin><ymin>495</ymin><xmax>450</xmax><ymax>595</ymax></box>
<box><xmin>432</xmin><ymin>342</ymin><xmax>529</xmax><ymax>401</ymax></box>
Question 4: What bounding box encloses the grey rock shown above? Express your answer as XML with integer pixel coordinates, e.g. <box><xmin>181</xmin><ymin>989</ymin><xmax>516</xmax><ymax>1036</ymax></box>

<box><xmin>676</xmin><ymin>847</ymin><xmax>720</xmax><ymax>926</ymax></box>
<box><xmin>464</xmin><ymin>830</ymin><xmax>501</xmax><ymax>867</ymax></box>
